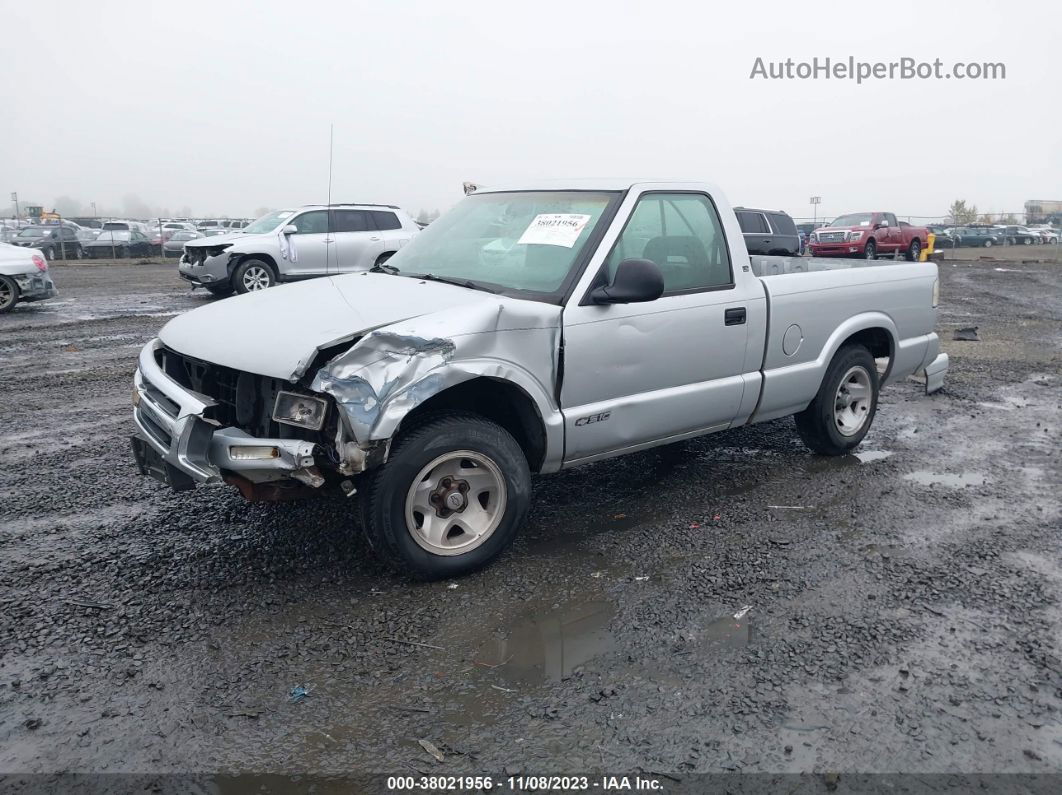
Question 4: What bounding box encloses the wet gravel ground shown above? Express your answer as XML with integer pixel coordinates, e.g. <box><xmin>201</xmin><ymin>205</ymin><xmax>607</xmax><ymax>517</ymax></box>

<box><xmin>0</xmin><ymin>261</ymin><xmax>1059</xmax><ymax>782</ymax></box>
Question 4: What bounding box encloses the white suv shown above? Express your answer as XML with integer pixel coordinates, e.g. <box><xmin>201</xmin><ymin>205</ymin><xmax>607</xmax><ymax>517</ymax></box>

<box><xmin>178</xmin><ymin>204</ymin><xmax>419</xmax><ymax>296</ymax></box>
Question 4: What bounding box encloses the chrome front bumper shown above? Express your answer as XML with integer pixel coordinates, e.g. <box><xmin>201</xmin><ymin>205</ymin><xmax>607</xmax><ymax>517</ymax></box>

<box><xmin>132</xmin><ymin>339</ymin><xmax>319</xmax><ymax>488</ymax></box>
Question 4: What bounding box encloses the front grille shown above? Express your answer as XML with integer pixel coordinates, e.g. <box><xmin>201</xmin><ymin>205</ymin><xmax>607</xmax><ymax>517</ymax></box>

<box><xmin>818</xmin><ymin>232</ymin><xmax>846</xmax><ymax>242</ymax></box>
<box><xmin>155</xmin><ymin>346</ymin><xmax>332</xmax><ymax>444</ymax></box>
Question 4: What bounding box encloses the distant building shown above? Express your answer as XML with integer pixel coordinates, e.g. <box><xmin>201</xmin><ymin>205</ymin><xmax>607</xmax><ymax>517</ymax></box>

<box><xmin>1025</xmin><ymin>200</ymin><xmax>1062</xmax><ymax>224</ymax></box>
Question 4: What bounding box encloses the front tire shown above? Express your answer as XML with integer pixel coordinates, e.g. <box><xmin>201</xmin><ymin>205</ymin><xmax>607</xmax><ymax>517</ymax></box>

<box><xmin>983</xmin><ymin>239</ymin><xmax>993</xmax><ymax>248</ymax></box>
<box><xmin>863</xmin><ymin>240</ymin><xmax>877</xmax><ymax>260</ymax></box>
<box><xmin>794</xmin><ymin>344</ymin><xmax>879</xmax><ymax>456</ymax></box>
<box><xmin>0</xmin><ymin>275</ymin><xmax>19</xmax><ymax>314</ymax></box>
<box><xmin>205</xmin><ymin>284</ymin><xmax>234</xmax><ymax>298</ymax></box>
<box><xmin>360</xmin><ymin>412</ymin><xmax>531</xmax><ymax>580</ymax></box>
<box><xmin>232</xmin><ymin>258</ymin><xmax>276</xmax><ymax>293</ymax></box>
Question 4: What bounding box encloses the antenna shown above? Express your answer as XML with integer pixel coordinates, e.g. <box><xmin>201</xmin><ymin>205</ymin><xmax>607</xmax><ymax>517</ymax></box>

<box><xmin>326</xmin><ymin>123</ymin><xmax>334</xmax><ymax>274</ymax></box>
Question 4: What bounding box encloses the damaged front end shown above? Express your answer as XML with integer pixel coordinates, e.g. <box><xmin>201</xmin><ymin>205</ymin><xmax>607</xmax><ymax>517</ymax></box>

<box><xmin>132</xmin><ymin>338</ymin><xmax>373</xmax><ymax>501</ymax></box>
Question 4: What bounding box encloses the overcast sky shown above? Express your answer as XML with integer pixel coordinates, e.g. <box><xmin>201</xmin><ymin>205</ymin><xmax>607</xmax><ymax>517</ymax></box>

<box><xmin>2</xmin><ymin>0</ymin><xmax>1058</xmax><ymax>221</ymax></box>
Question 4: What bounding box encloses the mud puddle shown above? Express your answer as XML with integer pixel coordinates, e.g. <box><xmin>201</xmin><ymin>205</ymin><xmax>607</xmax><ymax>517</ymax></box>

<box><xmin>475</xmin><ymin>600</ymin><xmax>616</xmax><ymax>685</ymax></box>
<box><xmin>904</xmin><ymin>470</ymin><xmax>989</xmax><ymax>488</ymax></box>
<box><xmin>697</xmin><ymin>611</ymin><xmax>754</xmax><ymax>650</ymax></box>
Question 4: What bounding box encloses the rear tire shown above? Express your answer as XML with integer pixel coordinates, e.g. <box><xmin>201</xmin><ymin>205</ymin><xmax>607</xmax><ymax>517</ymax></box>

<box><xmin>360</xmin><ymin>411</ymin><xmax>531</xmax><ymax>580</ymax></box>
<box><xmin>232</xmin><ymin>258</ymin><xmax>276</xmax><ymax>293</ymax></box>
<box><xmin>794</xmin><ymin>344</ymin><xmax>879</xmax><ymax>456</ymax></box>
<box><xmin>905</xmin><ymin>239</ymin><xmax>921</xmax><ymax>262</ymax></box>
<box><xmin>863</xmin><ymin>240</ymin><xmax>877</xmax><ymax>260</ymax></box>
<box><xmin>983</xmin><ymin>239</ymin><xmax>993</xmax><ymax>248</ymax></box>
<box><xmin>0</xmin><ymin>275</ymin><xmax>18</xmax><ymax>313</ymax></box>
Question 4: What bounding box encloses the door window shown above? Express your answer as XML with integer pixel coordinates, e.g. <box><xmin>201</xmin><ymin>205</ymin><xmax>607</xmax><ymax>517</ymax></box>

<box><xmin>736</xmin><ymin>211</ymin><xmax>769</xmax><ymax>234</ymax></box>
<box><xmin>606</xmin><ymin>193</ymin><xmax>732</xmax><ymax>293</ymax></box>
<box><xmin>370</xmin><ymin>211</ymin><xmax>402</xmax><ymax>231</ymax></box>
<box><xmin>290</xmin><ymin>211</ymin><xmax>329</xmax><ymax>234</ymax></box>
<box><xmin>332</xmin><ymin>210</ymin><xmax>370</xmax><ymax>232</ymax></box>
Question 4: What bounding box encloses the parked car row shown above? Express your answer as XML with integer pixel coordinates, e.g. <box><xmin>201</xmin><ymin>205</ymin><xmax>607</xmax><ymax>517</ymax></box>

<box><xmin>930</xmin><ymin>224</ymin><xmax>1059</xmax><ymax>247</ymax></box>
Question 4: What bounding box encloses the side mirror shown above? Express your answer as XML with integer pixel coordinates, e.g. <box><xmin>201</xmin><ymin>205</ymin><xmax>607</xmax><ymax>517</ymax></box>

<box><xmin>590</xmin><ymin>258</ymin><xmax>664</xmax><ymax>304</ymax></box>
<box><xmin>877</xmin><ymin>220</ymin><xmax>890</xmax><ymax>228</ymax></box>
<box><xmin>281</xmin><ymin>224</ymin><xmax>298</xmax><ymax>235</ymax></box>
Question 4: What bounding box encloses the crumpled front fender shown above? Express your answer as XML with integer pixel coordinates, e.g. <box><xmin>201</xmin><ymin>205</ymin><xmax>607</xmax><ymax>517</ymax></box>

<box><xmin>310</xmin><ymin>319</ymin><xmax>565</xmax><ymax>473</ymax></box>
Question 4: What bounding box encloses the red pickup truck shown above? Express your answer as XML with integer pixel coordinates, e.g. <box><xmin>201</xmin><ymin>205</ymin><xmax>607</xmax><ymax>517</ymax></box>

<box><xmin>809</xmin><ymin>212</ymin><xmax>927</xmax><ymax>261</ymax></box>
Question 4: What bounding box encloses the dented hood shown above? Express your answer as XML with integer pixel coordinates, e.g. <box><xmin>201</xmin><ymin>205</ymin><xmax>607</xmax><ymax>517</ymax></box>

<box><xmin>158</xmin><ymin>273</ymin><xmax>507</xmax><ymax>379</ymax></box>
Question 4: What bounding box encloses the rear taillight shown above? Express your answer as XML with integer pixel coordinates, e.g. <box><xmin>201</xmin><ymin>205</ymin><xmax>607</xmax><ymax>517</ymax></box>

<box><xmin>32</xmin><ymin>254</ymin><xmax>47</xmax><ymax>272</ymax></box>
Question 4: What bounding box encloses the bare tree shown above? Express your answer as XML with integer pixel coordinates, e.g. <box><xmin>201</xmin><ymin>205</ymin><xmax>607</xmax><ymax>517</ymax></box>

<box><xmin>948</xmin><ymin>200</ymin><xmax>978</xmax><ymax>225</ymax></box>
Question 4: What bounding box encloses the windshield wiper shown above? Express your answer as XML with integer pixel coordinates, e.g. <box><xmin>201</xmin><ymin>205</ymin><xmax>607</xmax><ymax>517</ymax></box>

<box><xmin>370</xmin><ymin>261</ymin><xmax>400</xmax><ymax>274</ymax></box>
<box><xmin>410</xmin><ymin>273</ymin><xmax>497</xmax><ymax>293</ymax></box>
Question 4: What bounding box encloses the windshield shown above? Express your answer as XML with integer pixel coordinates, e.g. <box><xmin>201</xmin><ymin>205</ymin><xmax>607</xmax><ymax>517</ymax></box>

<box><xmin>170</xmin><ymin>232</ymin><xmax>196</xmax><ymax>241</ymax></box>
<box><xmin>102</xmin><ymin>222</ymin><xmax>130</xmax><ymax>230</ymax></box>
<box><xmin>95</xmin><ymin>231</ymin><xmax>131</xmax><ymax>241</ymax></box>
<box><xmin>242</xmin><ymin>210</ymin><xmax>294</xmax><ymax>235</ymax></box>
<box><xmin>830</xmin><ymin>213</ymin><xmax>875</xmax><ymax>227</ymax></box>
<box><xmin>386</xmin><ymin>191</ymin><xmax>619</xmax><ymax>298</ymax></box>
<box><xmin>18</xmin><ymin>228</ymin><xmax>46</xmax><ymax>237</ymax></box>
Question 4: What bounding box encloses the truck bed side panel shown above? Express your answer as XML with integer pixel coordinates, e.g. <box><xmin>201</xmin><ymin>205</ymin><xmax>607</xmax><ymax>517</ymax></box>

<box><xmin>749</xmin><ymin>257</ymin><xmax>938</xmax><ymax>423</ymax></box>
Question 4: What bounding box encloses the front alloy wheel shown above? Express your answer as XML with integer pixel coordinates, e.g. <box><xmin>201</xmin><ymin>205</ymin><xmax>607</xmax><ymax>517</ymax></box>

<box><xmin>233</xmin><ymin>258</ymin><xmax>276</xmax><ymax>293</ymax></box>
<box><xmin>241</xmin><ymin>265</ymin><xmax>272</xmax><ymax>290</ymax></box>
<box><xmin>360</xmin><ymin>411</ymin><xmax>532</xmax><ymax>579</ymax></box>
<box><xmin>405</xmin><ymin>451</ymin><xmax>507</xmax><ymax>556</ymax></box>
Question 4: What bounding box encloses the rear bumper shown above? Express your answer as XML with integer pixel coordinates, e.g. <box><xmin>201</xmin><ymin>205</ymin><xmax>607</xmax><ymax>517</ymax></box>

<box><xmin>12</xmin><ymin>272</ymin><xmax>57</xmax><ymax>302</ymax></box>
<box><xmin>131</xmin><ymin>338</ymin><xmax>321</xmax><ymax>490</ymax></box>
<box><xmin>924</xmin><ymin>352</ymin><xmax>949</xmax><ymax>395</ymax></box>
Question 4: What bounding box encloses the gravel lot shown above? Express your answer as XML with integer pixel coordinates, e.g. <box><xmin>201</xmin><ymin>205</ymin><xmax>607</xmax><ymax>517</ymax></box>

<box><xmin>0</xmin><ymin>260</ymin><xmax>1059</xmax><ymax>782</ymax></box>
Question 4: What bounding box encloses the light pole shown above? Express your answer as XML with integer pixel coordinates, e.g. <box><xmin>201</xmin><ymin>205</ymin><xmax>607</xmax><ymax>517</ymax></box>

<box><xmin>810</xmin><ymin>196</ymin><xmax>822</xmax><ymax>226</ymax></box>
<box><xmin>10</xmin><ymin>192</ymin><xmax>18</xmax><ymax>226</ymax></box>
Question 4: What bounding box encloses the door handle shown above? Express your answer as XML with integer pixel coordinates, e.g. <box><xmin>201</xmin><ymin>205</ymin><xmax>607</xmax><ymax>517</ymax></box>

<box><xmin>724</xmin><ymin>307</ymin><xmax>747</xmax><ymax>326</ymax></box>
<box><xmin>369</xmin><ymin>236</ymin><xmax>381</xmax><ymax>241</ymax></box>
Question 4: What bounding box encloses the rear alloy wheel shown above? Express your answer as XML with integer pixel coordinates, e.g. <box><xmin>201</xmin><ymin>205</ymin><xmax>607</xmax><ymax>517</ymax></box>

<box><xmin>984</xmin><ymin>239</ymin><xmax>993</xmax><ymax>248</ymax></box>
<box><xmin>233</xmin><ymin>259</ymin><xmax>276</xmax><ymax>293</ymax></box>
<box><xmin>863</xmin><ymin>240</ymin><xmax>877</xmax><ymax>260</ymax></box>
<box><xmin>795</xmin><ymin>344</ymin><xmax>879</xmax><ymax>455</ymax></box>
<box><xmin>0</xmin><ymin>275</ymin><xmax>18</xmax><ymax>314</ymax></box>
<box><xmin>906</xmin><ymin>239</ymin><xmax>921</xmax><ymax>262</ymax></box>
<box><xmin>1024</xmin><ymin>237</ymin><xmax>1032</xmax><ymax>245</ymax></box>
<box><xmin>360</xmin><ymin>412</ymin><xmax>531</xmax><ymax>580</ymax></box>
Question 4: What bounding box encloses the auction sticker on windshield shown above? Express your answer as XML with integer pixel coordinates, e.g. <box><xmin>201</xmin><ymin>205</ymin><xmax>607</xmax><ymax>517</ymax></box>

<box><xmin>517</xmin><ymin>214</ymin><xmax>591</xmax><ymax>248</ymax></box>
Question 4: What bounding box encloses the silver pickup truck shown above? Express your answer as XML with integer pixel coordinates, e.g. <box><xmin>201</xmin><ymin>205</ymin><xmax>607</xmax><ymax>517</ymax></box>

<box><xmin>131</xmin><ymin>180</ymin><xmax>948</xmax><ymax>578</ymax></box>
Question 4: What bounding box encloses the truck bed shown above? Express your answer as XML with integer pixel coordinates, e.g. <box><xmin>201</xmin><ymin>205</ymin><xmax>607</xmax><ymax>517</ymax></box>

<box><xmin>744</xmin><ymin>255</ymin><xmax>940</xmax><ymax>425</ymax></box>
<box><xmin>748</xmin><ymin>254</ymin><xmax>917</xmax><ymax>277</ymax></box>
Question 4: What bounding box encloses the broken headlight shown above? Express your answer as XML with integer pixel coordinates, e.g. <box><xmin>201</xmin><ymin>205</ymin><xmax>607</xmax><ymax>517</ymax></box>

<box><xmin>272</xmin><ymin>391</ymin><xmax>327</xmax><ymax>431</ymax></box>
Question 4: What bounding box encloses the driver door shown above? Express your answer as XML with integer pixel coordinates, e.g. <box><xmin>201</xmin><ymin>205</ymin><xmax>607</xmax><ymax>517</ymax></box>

<box><xmin>282</xmin><ymin>210</ymin><xmax>332</xmax><ymax>276</ymax></box>
<box><xmin>560</xmin><ymin>191</ymin><xmax>760</xmax><ymax>465</ymax></box>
